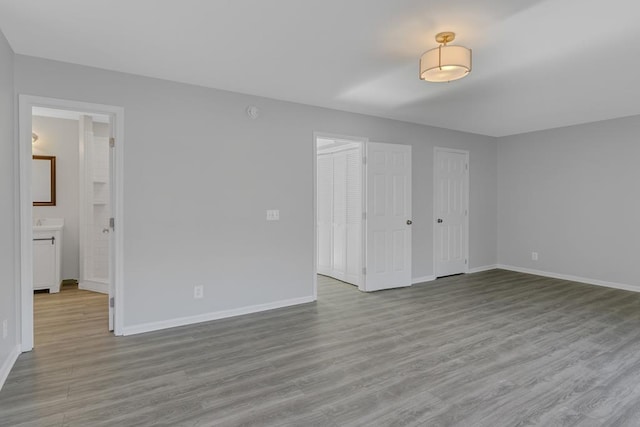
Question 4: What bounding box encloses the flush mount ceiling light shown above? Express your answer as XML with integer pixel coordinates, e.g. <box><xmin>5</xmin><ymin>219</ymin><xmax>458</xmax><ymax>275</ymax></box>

<box><xmin>420</xmin><ymin>32</ymin><xmax>472</xmax><ymax>83</ymax></box>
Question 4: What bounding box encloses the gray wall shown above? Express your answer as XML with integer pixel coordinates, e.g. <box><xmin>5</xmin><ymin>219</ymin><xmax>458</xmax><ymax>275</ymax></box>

<box><xmin>32</xmin><ymin>116</ymin><xmax>80</xmax><ymax>280</ymax></box>
<box><xmin>0</xmin><ymin>31</ymin><xmax>17</xmax><ymax>375</ymax></box>
<box><xmin>497</xmin><ymin>115</ymin><xmax>640</xmax><ymax>287</ymax></box>
<box><xmin>14</xmin><ymin>55</ymin><xmax>498</xmax><ymax>329</ymax></box>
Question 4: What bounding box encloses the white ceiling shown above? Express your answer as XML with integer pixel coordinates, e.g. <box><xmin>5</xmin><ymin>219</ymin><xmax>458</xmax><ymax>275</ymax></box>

<box><xmin>2</xmin><ymin>0</ymin><xmax>639</xmax><ymax>137</ymax></box>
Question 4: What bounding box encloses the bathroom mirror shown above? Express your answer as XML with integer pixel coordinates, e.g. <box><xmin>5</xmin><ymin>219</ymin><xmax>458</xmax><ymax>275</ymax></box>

<box><xmin>32</xmin><ymin>155</ymin><xmax>56</xmax><ymax>206</ymax></box>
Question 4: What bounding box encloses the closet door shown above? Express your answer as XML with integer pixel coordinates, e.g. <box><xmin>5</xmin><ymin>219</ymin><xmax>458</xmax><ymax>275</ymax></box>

<box><xmin>332</xmin><ymin>153</ymin><xmax>348</xmax><ymax>280</ymax></box>
<box><xmin>317</xmin><ymin>154</ymin><xmax>333</xmax><ymax>276</ymax></box>
<box><xmin>345</xmin><ymin>148</ymin><xmax>362</xmax><ymax>285</ymax></box>
<box><xmin>317</xmin><ymin>145</ymin><xmax>363</xmax><ymax>287</ymax></box>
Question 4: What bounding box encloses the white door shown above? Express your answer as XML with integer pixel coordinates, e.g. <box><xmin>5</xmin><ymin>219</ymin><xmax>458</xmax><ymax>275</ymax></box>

<box><xmin>316</xmin><ymin>147</ymin><xmax>363</xmax><ymax>286</ymax></box>
<box><xmin>344</xmin><ymin>148</ymin><xmax>362</xmax><ymax>286</ymax></box>
<box><xmin>316</xmin><ymin>154</ymin><xmax>333</xmax><ymax>276</ymax></box>
<box><xmin>108</xmin><ymin>132</ymin><xmax>115</xmax><ymax>331</ymax></box>
<box><xmin>79</xmin><ymin>119</ymin><xmax>110</xmax><ymax>291</ymax></box>
<box><xmin>92</xmin><ymin>136</ymin><xmax>110</xmax><ymax>282</ymax></box>
<box><xmin>434</xmin><ymin>148</ymin><xmax>469</xmax><ymax>277</ymax></box>
<box><xmin>364</xmin><ymin>142</ymin><xmax>412</xmax><ymax>291</ymax></box>
<box><xmin>332</xmin><ymin>153</ymin><xmax>348</xmax><ymax>278</ymax></box>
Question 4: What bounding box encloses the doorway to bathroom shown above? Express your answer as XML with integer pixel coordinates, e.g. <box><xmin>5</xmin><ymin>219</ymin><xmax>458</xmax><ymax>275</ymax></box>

<box><xmin>32</xmin><ymin>109</ymin><xmax>112</xmax><ymax>293</ymax></box>
<box><xmin>19</xmin><ymin>95</ymin><xmax>125</xmax><ymax>351</ymax></box>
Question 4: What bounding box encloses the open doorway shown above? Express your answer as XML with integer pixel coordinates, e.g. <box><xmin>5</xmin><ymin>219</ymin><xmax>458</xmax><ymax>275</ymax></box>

<box><xmin>31</xmin><ymin>108</ymin><xmax>111</xmax><ymax>346</ymax></box>
<box><xmin>19</xmin><ymin>95</ymin><xmax>124</xmax><ymax>351</ymax></box>
<box><xmin>316</xmin><ymin>135</ymin><xmax>365</xmax><ymax>291</ymax></box>
<box><xmin>313</xmin><ymin>133</ymin><xmax>413</xmax><ymax>297</ymax></box>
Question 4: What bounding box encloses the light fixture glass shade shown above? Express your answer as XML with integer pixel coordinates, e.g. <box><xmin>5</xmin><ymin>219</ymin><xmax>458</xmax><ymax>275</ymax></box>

<box><xmin>420</xmin><ymin>45</ymin><xmax>472</xmax><ymax>82</ymax></box>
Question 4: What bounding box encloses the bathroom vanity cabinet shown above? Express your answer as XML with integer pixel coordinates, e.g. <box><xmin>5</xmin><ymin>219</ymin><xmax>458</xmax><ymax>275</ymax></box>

<box><xmin>33</xmin><ymin>220</ymin><xmax>63</xmax><ymax>293</ymax></box>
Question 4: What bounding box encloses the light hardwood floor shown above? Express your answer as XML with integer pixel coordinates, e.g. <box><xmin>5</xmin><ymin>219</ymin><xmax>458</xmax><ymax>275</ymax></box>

<box><xmin>3</xmin><ymin>270</ymin><xmax>640</xmax><ymax>426</ymax></box>
<box><xmin>33</xmin><ymin>282</ymin><xmax>109</xmax><ymax>348</ymax></box>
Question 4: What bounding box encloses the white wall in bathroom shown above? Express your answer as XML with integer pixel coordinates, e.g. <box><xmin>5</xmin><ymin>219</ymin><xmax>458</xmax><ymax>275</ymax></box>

<box><xmin>32</xmin><ymin>116</ymin><xmax>80</xmax><ymax>281</ymax></box>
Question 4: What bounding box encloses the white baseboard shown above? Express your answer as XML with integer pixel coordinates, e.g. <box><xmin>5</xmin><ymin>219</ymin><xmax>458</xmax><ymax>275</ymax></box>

<box><xmin>122</xmin><ymin>295</ymin><xmax>316</xmax><ymax>336</ymax></box>
<box><xmin>412</xmin><ymin>266</ymin><xmax>497</xmax><ymax>284</ymax></box>
<box><xmin>0</xmin><ymin>345</ymin><xmax>20</xmax><ymax>391</ymax></box>
<box><xmin>79</xmin><ymin>281</ymin><xmax>108</xmax><ymax>294</ymax></box>
<box><xmin>497</xmin><ymin>264</ymin><xmax>640</xmax><ymax>293</ymax></box>
<box><xmin>468</xmin><ymin>264</ymin><xmax>498</xmax><ymax>274</ymax></box>
<box><xmin>412</xmin><ymin>275</ymin><xmax>436</xmax><ymax>285</ymax></box>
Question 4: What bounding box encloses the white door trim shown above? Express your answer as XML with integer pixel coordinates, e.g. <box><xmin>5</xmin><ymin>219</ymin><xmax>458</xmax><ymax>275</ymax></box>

<box><xmin>312</xmin><ymin>132</ymin><xmax>368</xmax><ymax>299</ymax></box>
<box><xmin>18</xmin><ymin>95</ymin><xmax>125</xmax><ymax>351</ymax></box>
<box><xmin>433</xmin><ymin>147</ymin><xmax>469</xmax><ymax>278</ymax></box>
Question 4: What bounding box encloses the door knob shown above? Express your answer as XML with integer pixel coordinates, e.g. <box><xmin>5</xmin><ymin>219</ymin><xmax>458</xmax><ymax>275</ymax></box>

<box><xmin>406</xmin><ymin>220</ymin><xmax>412</xmax><ymax>225</ymax></box>
<box><xmin>437</xmin><ymin>218</ymin><xmax>443</xmax><ymax>223</ymax></box>
<box><xmin>102</xmin><ymin>228</ymin><xmax>110</xmax><ymax>233</ymax></box>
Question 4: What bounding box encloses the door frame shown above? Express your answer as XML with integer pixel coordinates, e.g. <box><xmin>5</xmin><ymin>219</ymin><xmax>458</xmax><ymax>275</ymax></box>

<box><xmin>433</xmin><ymin>147</ymin><xmax>469</xmax><ymax>278</ymax></box>
<box><xmin>18</xmin><ymin>95</ymin><xmax>125</xmax><ymax>351</ymax></box>
<box><xmin>312</xmin><ymin>132</ymin><xmax>368</xmax><ymax>299</ymax></box>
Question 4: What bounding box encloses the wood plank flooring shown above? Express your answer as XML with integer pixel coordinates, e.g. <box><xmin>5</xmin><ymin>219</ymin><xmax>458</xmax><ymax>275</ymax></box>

<box><xmin>3</xmin><ymin>270</ymin><xmax>640</xmax><ymax>426</ymax></box>
<box><xmin>33</xmin><ymin>282</ymin><xmax>109</xmax><ymax>347</ymax></box>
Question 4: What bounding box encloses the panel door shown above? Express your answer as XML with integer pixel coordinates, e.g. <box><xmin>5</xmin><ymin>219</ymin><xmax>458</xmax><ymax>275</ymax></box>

<box><xmin>364</xmin><ymin>142</ymin><xmax>412</xmax><ymax>291</ymax></box>
<box><xmin>434</xmin><ymin>148</ymin><xmax>468</xmax><ymax>277</ymax></box>
<box><xmin>344</xmin><ymin>148</ymin><xmax>362</xmax><ymax>286</ymax></box>
<box><xmin>317</xmin><ymin>154</ymin><xmax>334</xmax><ymax>275</ymax></box>
<box><xmin>332</xmin><ymin>153</ymin><xmax>347</xmax><ymax>278</ymax></box>
<box><xmin>108</xmin><ymin>133</ymin><xmax>115</xmax><ymax>332</ymax></box>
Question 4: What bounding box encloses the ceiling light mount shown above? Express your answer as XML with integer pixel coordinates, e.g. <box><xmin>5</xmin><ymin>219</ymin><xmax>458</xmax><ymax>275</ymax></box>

<box><xmin>434</xmin><ymin>31</ymin><xmax>456</xmax><ymax>45</ymax></box>
<box><xmin>420</xmin><ymin>31</ymin><xmax>472</xmax><ymax>83</ymax></box>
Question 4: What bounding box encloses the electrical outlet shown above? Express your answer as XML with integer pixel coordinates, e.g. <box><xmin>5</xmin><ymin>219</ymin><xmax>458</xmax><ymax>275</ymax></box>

<box><xmin>2</xmin><ymin>320</ymin><xmax>7</xmax><ymax>339</ymax></box>
<box><xmin>194</xmin><ymin>285</ymin><xmax>204</xmax><ymax>299</ymax></box>
<box><xmin>531</xmin><ymin>252</ymin><xmax>539</xmax><ymax>261</ymax></box>
<box><xmin>266</xmin><ymin>209</ymin><xmax>280</xmax><ymax>221</ymax></box>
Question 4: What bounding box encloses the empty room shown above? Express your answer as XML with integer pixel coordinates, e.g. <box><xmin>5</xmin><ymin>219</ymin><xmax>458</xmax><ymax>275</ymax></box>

<box><xmin>1</xmin><ymin>1</ymin><xmax>639</xmax><ymax>426</ymax></box>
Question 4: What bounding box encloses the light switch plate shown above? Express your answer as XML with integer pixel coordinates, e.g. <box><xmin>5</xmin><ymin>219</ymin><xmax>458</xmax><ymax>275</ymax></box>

<box><xmin>194</xmin><ymin>285</ymin><xmax>204</xmax><ymax>299</ymax></box>
<box><xmin>266</xmin><ymin>210</ymin><xmax>280</xmax><ymax>221</ymax></box>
